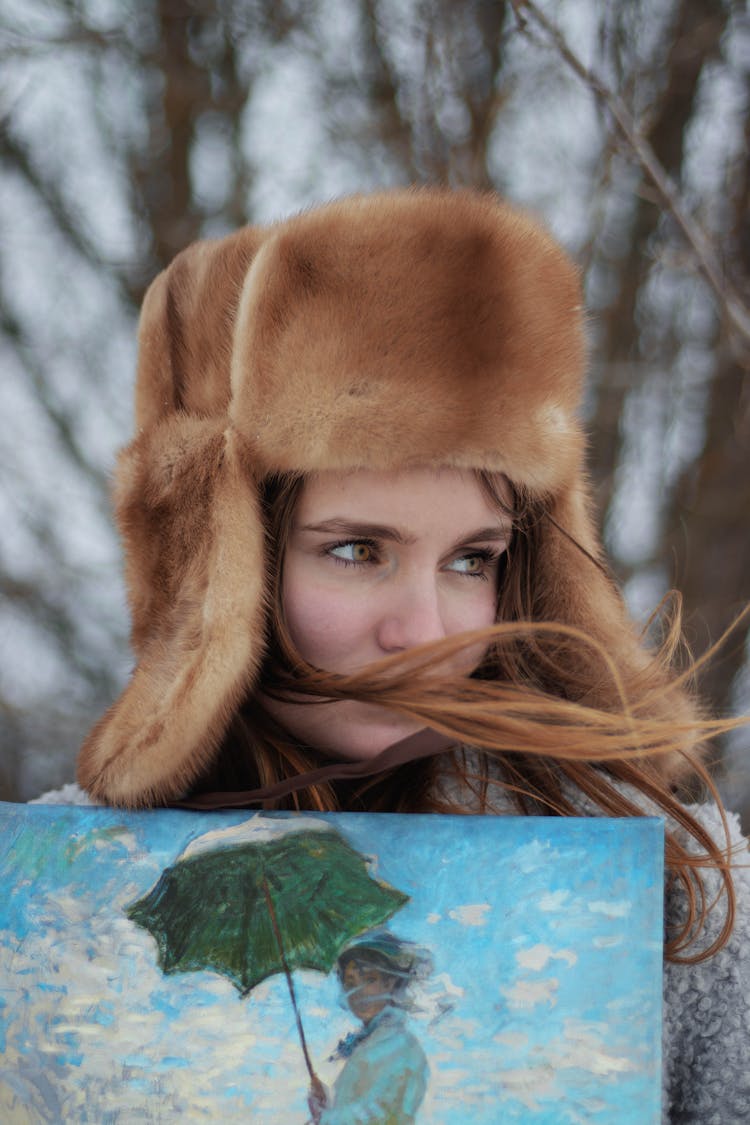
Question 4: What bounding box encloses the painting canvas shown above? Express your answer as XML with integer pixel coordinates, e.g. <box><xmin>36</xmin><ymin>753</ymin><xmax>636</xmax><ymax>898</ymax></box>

<box><xmin>0</xmin><ymin>802</ymin><xmax>664</xmax><ymax>1123</ymax></box>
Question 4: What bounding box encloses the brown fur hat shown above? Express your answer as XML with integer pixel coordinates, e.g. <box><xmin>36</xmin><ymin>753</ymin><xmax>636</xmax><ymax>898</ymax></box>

<box><xmin>77</xmin><ymin>188</ymin><xmax>658</xmax><ymax>807</ymax></box>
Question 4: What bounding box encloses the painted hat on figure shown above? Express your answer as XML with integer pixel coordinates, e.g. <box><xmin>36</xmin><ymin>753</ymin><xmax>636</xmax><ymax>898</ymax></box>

<box><xmin>77</xmin><ymin>187</ymin><xmax>657</xmax><ymax>807</ymax></box>
<box><xmin>337</xmin><ymin>931</ymin><xmax>433</xmax><ymax>980</ymax></box>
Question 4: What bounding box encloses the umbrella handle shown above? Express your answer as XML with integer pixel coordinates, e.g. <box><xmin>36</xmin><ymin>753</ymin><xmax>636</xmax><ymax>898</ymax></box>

<box><xmin>262</xmin><ymin>876</ymin><xmax>319</xmax><ymax>1084</ymax></box>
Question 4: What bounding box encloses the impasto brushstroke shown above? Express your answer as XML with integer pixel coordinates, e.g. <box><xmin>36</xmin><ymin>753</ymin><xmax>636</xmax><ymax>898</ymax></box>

<box><xmin>0</xmin><ymin>804</ymin><xmax>663</xmax><ymax>1124</ymax></box>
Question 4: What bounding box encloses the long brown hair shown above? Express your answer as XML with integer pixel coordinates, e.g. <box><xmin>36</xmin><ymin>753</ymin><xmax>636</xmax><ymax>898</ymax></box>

<box><xmin>203</xmin><ymin>470</ymin><xmax>745</xmax><ymax>963</ymax></box>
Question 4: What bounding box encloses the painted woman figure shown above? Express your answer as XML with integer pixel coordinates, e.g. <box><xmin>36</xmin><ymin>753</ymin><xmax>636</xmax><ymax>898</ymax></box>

<box><xmin>308</xmin><ymin>933</ymin><xmax>430</xmax><ymax>1125</ymax></box>
<box><xmin>37</xmin><ymin>188</ymin><xmax>750</xmax><ymax>1120</ymax></box>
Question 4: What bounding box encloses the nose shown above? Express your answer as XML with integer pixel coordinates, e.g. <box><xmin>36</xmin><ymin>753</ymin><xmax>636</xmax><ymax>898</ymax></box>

<box><xmin>376</xmin><ymin>578</ymin><xmax>447</xmax><ymax>653</ymax></box>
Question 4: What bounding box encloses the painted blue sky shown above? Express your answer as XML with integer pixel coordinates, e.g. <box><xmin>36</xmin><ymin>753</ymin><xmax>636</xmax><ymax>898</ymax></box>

<box><xmin>0</xmin><ymin>802</ymin><xmax>663</xmax><ymax>1123</ymax></box>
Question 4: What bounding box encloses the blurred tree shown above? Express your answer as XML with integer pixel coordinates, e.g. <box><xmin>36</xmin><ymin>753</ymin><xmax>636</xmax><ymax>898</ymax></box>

<box><xmin>0</xmin><ymin>0</ymin><xmax>306</xmax><ymax>797</ymax></box>
<box><xmin>0</xmin><ymin>0</ymin><xmax>748</xmax><ymax>819</ymax></box>
<box><xmin>512</xmin><ymin>0</ymin><xmax>750</xmax><ymax>817</ymax></box>
<box><xmin>584</xmin><ymin>0</ymin><xmax>730</xmax><ymax>518</ymax></box>
<box><xmin>663</xmin><ymin>52</ymin><xmax>750</xmax><ymax>725</ymax></box>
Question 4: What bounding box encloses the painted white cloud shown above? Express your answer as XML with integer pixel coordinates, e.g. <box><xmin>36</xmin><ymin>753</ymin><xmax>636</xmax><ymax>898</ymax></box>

<box><xmin>431</xmin><ymin>972</ymin><xmax>465</xmax><ymax>1001</ymax></box>
<box><xmin>0</xmin><ymin>863</ymin><xmax>330</xmax><ymax>1124</ymax></box>
<box><xmin>513</xmin><ymin>839</ymin><xmax>557</xmax><ymax>874</ymax></box>
<box><xmin>428</xmin><ymin>1015</ymin><xmax>482</xmax><ymax>1049</ymax></box>
<box><xmin>448</xmin><ymin>903</ymin><xmax>491</xmax><ymax>927</ymax></box>
<box><xmin>416</xmin><ymin>970</ymin><xmax>466</xmax><ymax>1029</ymax></box>
<box><xmin>516</xmin><ymin>943</ymin><xmax>577</xmax><ymax>971</ymax></box>
<box><xmin>492</xmin><ymin>1019</ymin><xmax>638</xmax><ymax>1116</ymax></box>
<box><xmin>593</xmin><ymin>935</ymin><xmax>624</xmax><ymax>949</ymax></box>
<box><xmin>538</xmin><ymin>889</ymin><xmax>570</xmax><ymax>912</ymax></box>
<box><xmin>588</xmin><ymin>899</ymin><xmax>632</xmax><ymax>919</ymax></box>
<box><xmin>493</xmin><ymin>1031</ymin><xmax>529</xmax><ymax>1049</ymax></box>
<box><xmin>550</xmin><ymin>1020</ymin><xmax>636</xmax><ymax>1076</ymax></box>
<box><xmin>74</xmin><ymin>825</ymin><xmax>139</xmax><ymax>861</ymax></box>
<box><xmin>497</xmin><ymin>1064</ymin><xmax>557</xmax><ymax>1110</ymax></box>
<box><xmin>502</xmin><ymin>976</ymin><xmax>559</xmax><ymax>1009</ymax></box>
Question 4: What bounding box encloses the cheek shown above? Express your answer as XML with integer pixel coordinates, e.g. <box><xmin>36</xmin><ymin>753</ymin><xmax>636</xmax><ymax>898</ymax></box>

<box><xmin>282</xmin><ymin>574</ymin><xmax>374</xmax><ymax>669</ymax></box>
<box><xmin>442</xmin><ymin>582</ymin><xmax>498</xmax><ymax>672</ymax></box>
<box><xmin>368</xmin><ymin>975</ymin><xmax>388</xmax><ymax>997</ymax></box>
<box><xmin>444</xmin><ymin>582</ymin><xmax>498</xmax><ymax>634</ymax></box>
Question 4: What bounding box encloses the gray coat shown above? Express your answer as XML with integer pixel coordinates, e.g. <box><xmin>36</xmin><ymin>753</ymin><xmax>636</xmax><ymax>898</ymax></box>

<box><xmin>661</xmin><ymin>800</ymin><xmax>750</xmax><ymax>1123</ymax></box>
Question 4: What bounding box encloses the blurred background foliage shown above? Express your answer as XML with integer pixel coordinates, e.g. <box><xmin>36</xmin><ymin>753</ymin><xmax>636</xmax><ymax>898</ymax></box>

<box><xmin>1</xmin><ymin>0</ymin><xmax>748</xmax><ymax>822</ymax></box>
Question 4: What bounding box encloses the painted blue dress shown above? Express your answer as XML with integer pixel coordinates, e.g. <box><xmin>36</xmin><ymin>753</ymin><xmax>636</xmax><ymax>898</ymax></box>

<box><xmin>320</xmin><ymin>1006</ymin><xmax>429</xmax><ymax>1124</ymax></box>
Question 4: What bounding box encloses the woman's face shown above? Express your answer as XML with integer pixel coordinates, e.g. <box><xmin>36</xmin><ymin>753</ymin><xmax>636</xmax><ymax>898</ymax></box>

<box><xmin>265</xmin><ymin>467</ymin><xmax>512</xmax><ymax>759</ymax></box>
<box><xmin>341</xmin><ymin>959</ymin><xmax>398</xmax><ymax>1024</ymax></box>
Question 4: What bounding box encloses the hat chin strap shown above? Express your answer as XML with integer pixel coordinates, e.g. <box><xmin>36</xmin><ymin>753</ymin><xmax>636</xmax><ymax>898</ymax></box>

<box><xmin>172</xmin><ymin>727</ymin><xmax>459</xmax><ymax>810</ymax></box>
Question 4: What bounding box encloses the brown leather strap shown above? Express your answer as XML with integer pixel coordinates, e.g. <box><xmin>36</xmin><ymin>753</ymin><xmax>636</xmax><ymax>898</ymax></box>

<box><xmin>172</xmin><ymin>727</ymin><xmax>458</xmax><ymax>810</ymax></box>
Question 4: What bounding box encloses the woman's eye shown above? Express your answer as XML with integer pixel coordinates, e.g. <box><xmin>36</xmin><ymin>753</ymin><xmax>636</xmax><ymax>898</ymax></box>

<box><xmin>329</xmin><ymin>541</ymin><xmax>374</xmax><ymax>564</ymax></box>
<box><xmin>446</xmin><ymin>551</ymin><xmax>498</xmax><ymax>577</ymax></box>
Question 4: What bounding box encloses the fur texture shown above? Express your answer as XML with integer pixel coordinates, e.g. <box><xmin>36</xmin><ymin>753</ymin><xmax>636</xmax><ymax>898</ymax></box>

<box><xmin>77</xmin><ymin>188</ymin><xmax>661</xmax><ymax>806</ymax></box>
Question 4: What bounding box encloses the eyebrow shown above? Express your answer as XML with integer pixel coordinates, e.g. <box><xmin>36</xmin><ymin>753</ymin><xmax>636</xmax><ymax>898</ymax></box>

<box><xmin>297</xmin><ymin>519</ymin><xmax>511</xmax><ymax>546</ymax></box>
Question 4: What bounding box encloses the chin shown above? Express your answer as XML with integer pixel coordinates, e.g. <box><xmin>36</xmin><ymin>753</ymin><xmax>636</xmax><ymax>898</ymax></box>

<box><xmin>263</xmin><ymin>693</ymin><xmax>425</xmax><ymax>761</ymax></box>
<box><xmin>321</xmin><ymin>702</ymin><xmax>424</xmax><ymax>760</ymax></box>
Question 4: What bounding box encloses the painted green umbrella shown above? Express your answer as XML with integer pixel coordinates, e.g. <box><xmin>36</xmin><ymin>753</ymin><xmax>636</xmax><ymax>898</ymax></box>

<box><xmin>126</xmin><ymin>817</ymin><xmax>408</xmax><ymax>1081</ymax></box>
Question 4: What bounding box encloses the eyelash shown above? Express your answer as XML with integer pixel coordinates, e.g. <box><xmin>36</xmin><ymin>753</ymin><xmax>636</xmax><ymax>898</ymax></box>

<box><xmin>325</xmin><ymin>538</ymin><xmax>380</xmax><ymax>568</ymax></box>
<box><xmin>324</xmin><ymin>540</ymin><xmax>503</xmax><ymax>580</ymax></box>
<box><xmin>449</xmin><ymin>547</ymin><xmax>503</xmax><ymax>582</ymax></box>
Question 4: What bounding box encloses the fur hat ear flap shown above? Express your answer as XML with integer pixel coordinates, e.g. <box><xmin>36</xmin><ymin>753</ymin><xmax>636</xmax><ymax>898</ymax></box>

<box><xmin>76</xmin><ymin>419</ymin><xmax>266</xmax><ymax>807</ymax></box>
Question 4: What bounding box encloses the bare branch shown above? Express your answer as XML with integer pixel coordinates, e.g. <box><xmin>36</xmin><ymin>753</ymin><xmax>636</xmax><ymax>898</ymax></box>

<box><xmin>1</xmin><ymin>128</ymin><xmax>140</xmax><ymax>304</ymax></box>
<box><xmin>511</xmin><ymin>0</ymin><xmax>750</xmax><ymax>353</ymax></box>
<box><xmin>1</xmin><ymin>571</ymin><xmax>123</xmax><ymax>697</ymax></box>
<box><xmin>0</xmin><ymin>300</ymin><xmax>110</xmax><ymax>513</ymax></box>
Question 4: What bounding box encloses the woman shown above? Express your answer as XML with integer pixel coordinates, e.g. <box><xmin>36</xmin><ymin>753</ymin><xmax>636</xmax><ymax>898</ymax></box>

<box><xmin>38</xmin><ymin>189</ymin><xmax>747</xmax><ymax>1119</ymax></box>
<box><xmin>308</xmin><ymin>933</ymin><xmax>430</xmax><ymax>1124</ymax></box>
